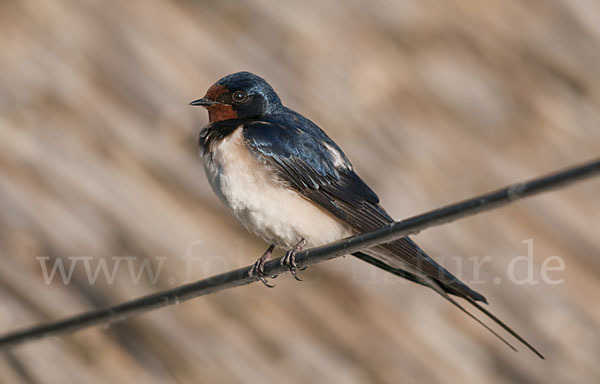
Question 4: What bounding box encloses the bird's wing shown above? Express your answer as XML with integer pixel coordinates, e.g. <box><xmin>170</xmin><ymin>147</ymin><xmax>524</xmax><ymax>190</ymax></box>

<box><xmin>242</xmin><ymin>118</ymin><xmax>483</xmax><ymax>301</ymax></box>
<box><xmin>243</xmin><ymin>118</ymin><xmax>544</xmax><ymax>359</ymax></box>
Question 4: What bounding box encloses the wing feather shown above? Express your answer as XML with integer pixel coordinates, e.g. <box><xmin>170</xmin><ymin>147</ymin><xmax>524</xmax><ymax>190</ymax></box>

<box><xmin>242</xmin><ymin>119</ymin><xmax>485</xmax><ymax>299</ymax></box>
<box><xmin>242</xmin><ymin>117</ymin><xmax>545</xmax><ymax>358</ymax></box>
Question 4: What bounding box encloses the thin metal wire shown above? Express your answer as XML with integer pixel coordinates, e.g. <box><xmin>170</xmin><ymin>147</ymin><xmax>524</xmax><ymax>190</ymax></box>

<box><xmin>0</xmin><ymin>158</ymin><xmax>599</xmax><ymax>348</ymax></box>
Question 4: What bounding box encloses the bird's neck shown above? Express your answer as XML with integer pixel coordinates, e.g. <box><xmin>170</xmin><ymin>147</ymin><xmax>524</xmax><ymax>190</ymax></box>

<box><xmin>198</xmin><ymin>119</ymin><xmax>247</xmax><ymax>153</ymax></box>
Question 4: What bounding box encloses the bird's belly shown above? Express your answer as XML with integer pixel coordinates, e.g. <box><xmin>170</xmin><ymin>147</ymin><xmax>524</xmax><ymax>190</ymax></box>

<box><xmin>203</xmin><ymin>128</ymin><xmax>351</xmax><ymax>249</ymax></box>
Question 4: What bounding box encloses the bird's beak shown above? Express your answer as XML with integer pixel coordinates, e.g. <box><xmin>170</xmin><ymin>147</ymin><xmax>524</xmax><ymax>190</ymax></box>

<box><xmin>189</xmin><ymin>97</ymin><xmax>219</xmax><ymax>107</ymax></box>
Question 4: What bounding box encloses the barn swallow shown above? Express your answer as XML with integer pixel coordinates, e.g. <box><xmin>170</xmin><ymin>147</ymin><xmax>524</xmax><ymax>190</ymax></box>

<box><xmin>190</xmin><ymin>71</ymin><xmax>543</xmax><ymax>358</ymax></box>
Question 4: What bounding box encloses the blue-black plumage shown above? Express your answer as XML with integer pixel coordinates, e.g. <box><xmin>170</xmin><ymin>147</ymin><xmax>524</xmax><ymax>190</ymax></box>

<box><xmin>191</xmin><ymin>71</ymin><xmax>543</xmax><ymax>358</ymax></box>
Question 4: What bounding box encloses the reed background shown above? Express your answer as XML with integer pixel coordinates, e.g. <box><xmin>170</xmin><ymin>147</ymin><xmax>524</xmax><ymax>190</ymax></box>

<box><xmin>0</xmin><ymin>1</ymin><xmax>599</xmax><ymax>383</ymax></box>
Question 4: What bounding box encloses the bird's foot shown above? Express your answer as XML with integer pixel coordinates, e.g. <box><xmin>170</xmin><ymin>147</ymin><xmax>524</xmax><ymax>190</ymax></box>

<box><xmin>281</xmin><ymin>239</ymin><xmax>307</xmax><ymax>281</ymax></box>
<box><xmin>249</xmin><ymin>244</ymin><xmax>276</xmax><ymax>287</ymax></box>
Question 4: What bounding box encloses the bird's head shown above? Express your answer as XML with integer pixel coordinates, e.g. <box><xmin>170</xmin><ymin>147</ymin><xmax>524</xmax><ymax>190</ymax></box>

<box><xmin>190</xmin><ymin>71</ymin><xmax>282</xmax><ymax>123</ymax></box>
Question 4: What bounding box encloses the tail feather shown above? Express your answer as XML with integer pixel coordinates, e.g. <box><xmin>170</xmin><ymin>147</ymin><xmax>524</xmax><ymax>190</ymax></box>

<box><xmin>423</xmin><ymin>277</ymin><xmax>518</xmax><ymax>353</ymax></box>
<box><xmin>386</xmin><ymin>237</ymin><xmax>488</xmax><ymax>303</ymax></box>
<box><xmin>464</xmin><ymin>295</ymin><xmax>545</xmax><ymax>359</ymax></box>
<box><xmin>355</xmin><ymin>238</ymin><xmax>488</xmax><ymax>303</ymax></box>
<box><xmin>352</xmin><ymin>251</ymin><xmax>465</xmax><ymax>297</ymax></box>
<box><xmin>353</xmin><ymin>245</ymin><xmax>544</xmax><ymax>359</ymax></box>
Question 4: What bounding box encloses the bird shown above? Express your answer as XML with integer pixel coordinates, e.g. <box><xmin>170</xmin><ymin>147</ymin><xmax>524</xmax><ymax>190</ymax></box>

<box><xmin>190</xmin><ymin>71</ymin><xmax>543</xmax><ymax>359</ymax></box>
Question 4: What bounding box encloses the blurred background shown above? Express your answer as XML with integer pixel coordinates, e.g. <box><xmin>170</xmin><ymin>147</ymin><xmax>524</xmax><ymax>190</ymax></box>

<box><xmin>0</xmin><ymin>0</ymin><xmax>599</xmax><ymax>383</ymax></box>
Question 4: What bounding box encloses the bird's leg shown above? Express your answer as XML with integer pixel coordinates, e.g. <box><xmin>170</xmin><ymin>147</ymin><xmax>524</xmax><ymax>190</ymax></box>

<box><xmin>281</xmin><ymin>238</ymin><xmax>307</xmax><ymax>281</ymax></box>
<box><xmin>249</xmin><ymin>244</ymin><xmax>276</xmax><ymax>287</ymax></box>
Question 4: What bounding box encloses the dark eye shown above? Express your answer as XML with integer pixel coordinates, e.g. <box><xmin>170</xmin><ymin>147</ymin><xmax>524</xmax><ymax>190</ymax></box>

<box><xmin>232</xmin><ymin>91</ymin><xmax>248</xmax><ymax>104</ymax></box>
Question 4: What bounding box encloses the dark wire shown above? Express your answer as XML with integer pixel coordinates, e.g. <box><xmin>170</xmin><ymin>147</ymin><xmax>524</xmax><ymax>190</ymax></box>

<box><xmin>1</xmin><ymin>158</ymin><xmax>599</xmax><ymax>348</ymax></box>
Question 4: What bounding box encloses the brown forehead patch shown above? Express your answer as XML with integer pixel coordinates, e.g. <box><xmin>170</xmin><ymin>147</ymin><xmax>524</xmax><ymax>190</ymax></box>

<box><xmin>205</xmin><ymin>84</ymin><xmax>228</xmax><ymax>100</ymax></box>
<box><xmin>204</xmin><ymin>84</ymin><xmax>237</xmax><ymax>122</ymax></box>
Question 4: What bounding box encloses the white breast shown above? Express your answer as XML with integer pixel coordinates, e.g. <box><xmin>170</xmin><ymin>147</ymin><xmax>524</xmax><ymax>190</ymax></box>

<box><xmin>203</xmin><ymin>127</ymin><xmax>352</xmax><ymax>249</ymax></box>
